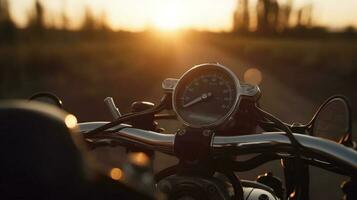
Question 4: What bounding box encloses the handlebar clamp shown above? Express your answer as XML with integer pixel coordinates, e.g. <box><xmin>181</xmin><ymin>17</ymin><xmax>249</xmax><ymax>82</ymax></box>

<box><xmin>174</xmin><ymin>129</ymin><xmax>215</xmax><ymax>161</ymax></box>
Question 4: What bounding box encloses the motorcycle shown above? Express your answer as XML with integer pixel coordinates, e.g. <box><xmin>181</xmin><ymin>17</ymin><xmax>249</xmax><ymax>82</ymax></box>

<box><xmin>2</xmin><ymin>63</ymin><xmax>356</xmax><ymax>200</ymax></box>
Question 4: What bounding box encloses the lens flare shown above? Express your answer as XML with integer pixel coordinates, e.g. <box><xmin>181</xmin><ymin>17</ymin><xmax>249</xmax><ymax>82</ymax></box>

<box><xmin>65</xmin><ymin>114</ymin><xmax>77</xmax><ymax>129</ymax></box>
<box><xmin>244</xmin><ymin>68</ymin><xmax>263</xmax><ymax>85</ymax></box>
<box><xmin>110</xmin><ymin>168</ymin><xmax>123</xmax><ymax>180</ymax></box>
<box><xmin>128</xmin><ymin>152</ymin><xmax>150</xmax><ymax>167</ymax></box>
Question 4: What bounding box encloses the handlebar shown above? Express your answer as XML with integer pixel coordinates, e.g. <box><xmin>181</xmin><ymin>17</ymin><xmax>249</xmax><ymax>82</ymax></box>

<box><xmin>79</xmin><ymin>122</ymin><xmax>357</xmax><ymax>176</ymax></box>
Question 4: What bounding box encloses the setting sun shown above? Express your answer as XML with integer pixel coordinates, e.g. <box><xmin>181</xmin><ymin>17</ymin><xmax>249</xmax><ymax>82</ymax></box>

<box><xmin>152</xmin><ymin>1</ymin><xmax>183</xmax><ymax>31</ymax></box>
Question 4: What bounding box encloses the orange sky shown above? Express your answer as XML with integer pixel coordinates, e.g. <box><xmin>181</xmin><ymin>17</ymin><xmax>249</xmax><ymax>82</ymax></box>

<box><xmin>8</xmin><ymin>0</ymin><xmax>357</xmax><ymax>31</ymax></box>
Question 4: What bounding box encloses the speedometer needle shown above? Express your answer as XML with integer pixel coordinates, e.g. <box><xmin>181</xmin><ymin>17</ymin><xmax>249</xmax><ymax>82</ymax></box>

<box><xmin>183</xmin><ymin>92</ymin><xmax>212</xmax><ymax>108</ymax></box>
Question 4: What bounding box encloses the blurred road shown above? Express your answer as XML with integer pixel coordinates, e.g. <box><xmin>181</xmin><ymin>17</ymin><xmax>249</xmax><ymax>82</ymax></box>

<box><xmin>94</xmin><ymin>39</ymin><xmax>347</xmax><ymax>199</ymax></box>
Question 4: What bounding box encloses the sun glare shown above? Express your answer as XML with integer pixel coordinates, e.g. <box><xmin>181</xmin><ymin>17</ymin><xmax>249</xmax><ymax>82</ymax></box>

<box><xmin>152</xmin><ymin>2</ymin><xmax>183</xmax><ymax>31</ymax></box>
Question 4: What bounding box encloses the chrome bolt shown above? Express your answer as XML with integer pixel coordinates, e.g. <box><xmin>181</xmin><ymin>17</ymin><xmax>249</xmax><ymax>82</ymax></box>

<box><xmin>177</xmin><ymin>129</ymin><xmax>186</xmax><ymax>136</ymax></box>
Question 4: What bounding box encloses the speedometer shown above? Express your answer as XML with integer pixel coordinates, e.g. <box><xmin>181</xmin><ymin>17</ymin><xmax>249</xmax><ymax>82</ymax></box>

<box><xmin>173</xmin><ymin>63</ymin><xmax>241</xmax><ymax>128</ymax></box>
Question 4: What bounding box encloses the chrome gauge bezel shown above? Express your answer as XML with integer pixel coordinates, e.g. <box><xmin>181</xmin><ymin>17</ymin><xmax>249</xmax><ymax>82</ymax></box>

<box><xmin>172</xmin><ymin>63</ymin><xmax>242</xmax><ymax>129</ymax></box>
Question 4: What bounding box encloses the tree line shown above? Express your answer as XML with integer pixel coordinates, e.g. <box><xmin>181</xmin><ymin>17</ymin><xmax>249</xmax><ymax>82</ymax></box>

<box><xmin>0</xmin><ymin>0</ymin><xmax>110</xmax><ymax>41</ymax></box>
<box><xmin>0</xmin><ymin>0</ymin><xmax>356</xmax><ymax>42</ymax></box>
<box><xmin>0</xmin><ymin>0</ymin><xmax>15</xmax><ymax>40</ymax></box>
<box><xmin>233</xmin><ymin>0</ymin><xmax>355</xmax><ymax>36</ymax></box>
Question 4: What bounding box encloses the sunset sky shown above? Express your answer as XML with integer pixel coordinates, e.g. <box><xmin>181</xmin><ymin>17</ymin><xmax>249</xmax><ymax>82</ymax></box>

<box><xmin>8</xmin><ymin>0</ymin><xmax>357</xmax><ymax>32</ymax></box>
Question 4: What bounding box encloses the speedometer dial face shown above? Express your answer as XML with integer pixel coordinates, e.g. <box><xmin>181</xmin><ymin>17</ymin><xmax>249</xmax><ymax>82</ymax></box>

<box><xmin>173</xmin><ymin>64</ymin><xmax>240</xmax><ymax>128</ymax></box>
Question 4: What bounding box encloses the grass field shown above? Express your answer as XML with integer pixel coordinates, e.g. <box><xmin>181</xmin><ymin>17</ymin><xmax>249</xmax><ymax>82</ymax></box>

<box><xmin>208</xmin><ymin>34</ymin><xmax>357</xmax><ymax>102</ymax></box>
<box><xmin>1</xmin><ymin>32</ymin><xmax>356</xmax><ymax>199</ymax></box>
<box><xmin>0</xmin><ymin>33</ymin><xmax>177</xmax><ymax>120</ymax></box>
<box><xmin>209</xmin><ymin>34</ymin><xmax>357</xmax><ymax>133</ymax></box>
<box><xmin>1</xmin><ymin>33</ymin><xmax>356</xmax><ymax>119</ymax></box>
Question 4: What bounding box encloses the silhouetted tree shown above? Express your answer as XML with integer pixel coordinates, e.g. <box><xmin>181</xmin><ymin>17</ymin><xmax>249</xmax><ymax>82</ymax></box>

<box><xmin>81</xmin><ymin>7</ymin><xmax>96</xmax><ymax>31</ymax></box>
<box><xmin>0</xmin><ymin>0</ymin><xmax>16</xmax><ymax>41</ymax></box>
<box><xmin>343</xmin><ymin>26</ymin><xmax>356</xmax><ymax>37</ymax></box>
<box><xmin>344</xmin><ymin>26</ymin><xmax>355</xmax><ymax>33</ymax></box>
<box><xmin>269</xmin><ymin>0</ymin><xmax>279</xmax><ymax>32</ymax></box>
<box><xmin>256</xmin><ymin>0</ymin><xmax>279</xmax><ymax>34</ymax></box>
<box><xmin>306</xmin><ymin>5</ymin><xmax>313</xmax><ymax>27</ymax></box>
<box><xmin>256</xmin><ymin>0</ymin><xmax>267</xmax><ymax>33</ymax></box>
<box><xmin>296</xmin><ymin>4</ymin><xmax>313</xmax><ymax>28</ymax></box>
<box><xmin>277</xmin><ymin>0</ymin><xmax>292</xmax><ymax>32</ymax></box>
<box><xmin>61</xmin><ymin>1</ymin><xmax>69</xmax><ymax>30</ymax></box>
<box><xmin>0</xmin><ymin>0</ymin><xmax>10</xmax><ymax>19</ymax></box>
<box><xmin>61</xmin><ymin>12</ymin><xmax>69</xmax><ymax>30</ymax></box>
<box><xmin>97</xmin><ymin>11</ymin><xmax>111</xmax><ymax>31</ymax></box>
<box><xmin>28</xmin><ymin>0</ymin><xmax>45</xmax><ymax>33</ymax></box>
<box><xmin>233</xmin><ymin>0</ymin><xmax>250</xmax><ymax>33</ymax></box>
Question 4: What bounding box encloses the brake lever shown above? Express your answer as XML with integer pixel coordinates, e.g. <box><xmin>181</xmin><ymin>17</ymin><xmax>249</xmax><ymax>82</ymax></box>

<box><xmin>104</xmin><ymin>97</ymin><xmax>122</xmax><ymax>119</ymax></box>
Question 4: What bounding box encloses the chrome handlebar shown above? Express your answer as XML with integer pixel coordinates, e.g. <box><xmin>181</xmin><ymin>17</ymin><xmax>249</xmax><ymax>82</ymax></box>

<box><xmin>79</xmin><ymin>122</ymin><xmax>357</xmax><ymax>175</ymax></box>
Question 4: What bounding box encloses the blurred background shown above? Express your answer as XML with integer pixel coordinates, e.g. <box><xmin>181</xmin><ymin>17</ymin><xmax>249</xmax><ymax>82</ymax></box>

<box><xmin>0</xmin><ymin>0</ymin><xmax>356</xmax><ymax>199</ymax></box>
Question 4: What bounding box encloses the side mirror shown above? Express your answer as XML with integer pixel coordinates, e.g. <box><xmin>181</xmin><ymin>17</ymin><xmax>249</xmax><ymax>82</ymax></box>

<box><xmin>29</xmin><ymin>92</ymin><xmax>63</xmax><ymax>108</ymax></box>
<box><xmin>310</xmin><ymin>95</ymin><xmax>354</xmax><ymax>147</ymax></box>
